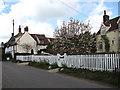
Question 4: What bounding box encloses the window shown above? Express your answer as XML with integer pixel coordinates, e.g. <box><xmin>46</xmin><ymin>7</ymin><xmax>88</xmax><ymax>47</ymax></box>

<box><xmin>98</xmin><ymin>42</ymin><xmax>102</xmax><ymax>50</ymax></box>
<box><xmin>101</xmin><ymin>28</ymin><xmax>106</xmax><ymax>35</ymax></box>
<box><xmin>40</xmin><ymin>40</ymin><xmax>44</xmax><ymax>44</ymax></box>
<box><xmin>112</xmin><ymin>40</ymin><xmax>115</xmax><ymax>45</ymax></box>
<box><xmin>35</xmin><ymin>35</ymin><xmax>40</xmax><ymax>44</ymax></box>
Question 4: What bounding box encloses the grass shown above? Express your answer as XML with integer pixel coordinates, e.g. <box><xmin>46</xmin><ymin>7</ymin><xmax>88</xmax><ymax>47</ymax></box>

<box><xmin>28</xmin><ymin>61</ymin><xmax>59</xmax><ymax>70</ymax></box>
<box><xmin>60</xmin><ymin>67</ymin><xmax>119</xmax><ymax>87</ymax></box>
<box><xmin>28</xmin><ymin>61</ymin><xmax>50</xmax><ymax>70</ymax></box>
<box><xmin>50</xmin><ymin>63</ymin><xmax>59</xmax><ymax>69</ymax></box>
<box><xmin>9</xmin><ymin>58</ymin><xmax>59</xmax><ymax>70</ymax></box>
<box><xmin>10</xmin><ymin>58</ymin><xmax>29</xmax><ymax>63</ymax></box>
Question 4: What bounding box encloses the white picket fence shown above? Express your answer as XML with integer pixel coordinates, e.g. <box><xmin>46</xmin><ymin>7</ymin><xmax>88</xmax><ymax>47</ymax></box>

<box><xmin>16</xmin><ymin>54</ymin><xmax>120</xmax><ymax>72</ymax></box>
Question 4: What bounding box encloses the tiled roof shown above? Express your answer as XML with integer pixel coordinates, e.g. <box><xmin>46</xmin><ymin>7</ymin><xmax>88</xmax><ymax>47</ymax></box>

<box><xmin>30</xmin><ymin>34</ymin><xmax>49</xmax><ymax>45</ymax></box>
<box><xmin>6</xmin><ymin>32</ymin><xmax>23</xmax><ymax>47</ymax></box>
<box><xmin>97</xmin><ymin>16</ymin><xmax>120</xmax><ymax>35</ymax></box>
<box><xmin>47</xmin><ymin>37</ymin><xmax>56</xmax><ymax>41</ymax></box>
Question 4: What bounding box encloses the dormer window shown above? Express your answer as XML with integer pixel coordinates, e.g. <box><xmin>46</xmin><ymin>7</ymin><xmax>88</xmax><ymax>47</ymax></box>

<box><xmin>40</xmin><ymin>40</ymin><xmax>44</xmax><ymax>44</ymax></box>
<box><xmin>35</xmin><ymin>35</ymin><xmax>40</xmax><ymax>44</ymax></box>
<box><xmin>101</xmin><ymin>28</ymin><xmax>106</xmax><ymax>35</ymax></box>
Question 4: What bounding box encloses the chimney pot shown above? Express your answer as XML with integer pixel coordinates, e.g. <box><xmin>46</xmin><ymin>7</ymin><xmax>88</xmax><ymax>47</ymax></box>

<box><xmin>12</xmin><ymin>33</ymin><xmax>14</xmax><ymax>37</ymax></box>
<box><xmin>19</xmin><ymin>25</ymin><xmax>21</xmax><ymax>33</ymax></box>
<box><xmin>24</xmin><ymin>26</ymin><xmax>29</xmax><ymax>32</ymax></box>
<box><xmin>104</xmin><ymin>10</ymin><xmax>106</xmax><ymax>15</ymax></box>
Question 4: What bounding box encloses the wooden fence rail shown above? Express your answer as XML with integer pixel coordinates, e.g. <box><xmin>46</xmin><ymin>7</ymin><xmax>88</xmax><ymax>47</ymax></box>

<box><xmin>16</xmin><ymin>54</ymin><xmax>120</xmax><ymax>72</ymax></box>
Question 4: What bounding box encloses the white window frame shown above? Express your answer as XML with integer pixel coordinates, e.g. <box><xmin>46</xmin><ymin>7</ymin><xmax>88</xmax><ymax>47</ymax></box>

<box><xmin>101</xmin><ymin>28</ymin><xmax>106</xmax><ymax>35</ymax></box>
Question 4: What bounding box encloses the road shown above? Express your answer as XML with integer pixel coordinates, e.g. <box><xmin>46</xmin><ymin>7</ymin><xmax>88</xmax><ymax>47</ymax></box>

<box><xmin>2</xmin><ymin>61</ymin><xmax>112</xmax><ymax>88</ymax></box>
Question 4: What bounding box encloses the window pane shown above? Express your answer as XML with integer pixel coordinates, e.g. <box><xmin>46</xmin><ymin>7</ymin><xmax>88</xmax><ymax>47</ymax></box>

<box><xmin>112</xmin><ymin>40</ymin><xmax>114</xmax><ymax>45</ymax></box>
<box><xmin>98</xmin><ymin>42</ymin><xmax>102</xmax><ymax>50</ymax></box>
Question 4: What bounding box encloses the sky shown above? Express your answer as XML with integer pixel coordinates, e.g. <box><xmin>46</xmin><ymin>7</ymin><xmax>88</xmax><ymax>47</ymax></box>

<box><xmin>0</xmin><ymin>0</ymin><xmax>119</xmax><ymax>43</ymax></box>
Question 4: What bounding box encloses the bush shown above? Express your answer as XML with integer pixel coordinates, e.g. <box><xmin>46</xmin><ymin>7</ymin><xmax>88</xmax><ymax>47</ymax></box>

<box><xmin>2</xmin><ymin>53</ymin><xmax>12</xmax><ymax>61</ymax></box>
<box><xmin>10</xmin><ymin>58</ymin><xmax>24</xmax><ymax>63</ymax></box>
<box><xmin>10</xmin><ymin>58</ymin><xmax>18</xmax><ymax>63</ymax></box>
<box><xmin>50</xmin><ymin>63</ymin><xmax>58</xmax><ymax>69</ymax></box>
<box><xmin>28</xmin><ymin>61</ymin><xmax>50</xmax><ymax>70</ymax></box>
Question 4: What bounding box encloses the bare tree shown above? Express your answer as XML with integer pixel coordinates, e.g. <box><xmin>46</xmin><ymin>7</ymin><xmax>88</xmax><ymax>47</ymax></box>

<box><xmin>53</xmin><ymin>18</ymin><xmax>96</xmax><ymax>55</ymax></box>
<box><xmin>20</xmin><ymin>43</ymin><xmax>33</xmax><ymax>53</ymax></box>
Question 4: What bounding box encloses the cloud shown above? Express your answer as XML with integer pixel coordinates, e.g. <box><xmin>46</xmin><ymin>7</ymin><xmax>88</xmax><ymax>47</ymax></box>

<box><xmin>24</xmin><ymin>20</ymin><xmax>54</xmax><ymax>37</ymax></box>
<box><xmin>0</xmin><ymin>1</ymin><xmax>5</xmax><ymax>12</ymax></box>
<box><xmin>9</xmin><ymin>0</ymin><xmax>80</xmax><ymax>22</ymax></box>
<box><xmin>0</xmin><ymin>0</ymin><xmax>81</xmax><ymax>43</ymax></box>
<box><xmin>57</xmin><ymin>20</ymin><xmax>63</xmax><ymax>29</ymax></box>
<box><xmin>86</xmin><ymin>0</ymin><xmax>112</xmax><ymax>33</ymax></box>
<box><xmin>0</xmin><ymin>0</ymin><xmax>115</xmax><ymax>43</ymax></box>
<box><xmin>2</xmin><ymin>0</ymin><xmax>19</xmax><ymax>2</ymax></box>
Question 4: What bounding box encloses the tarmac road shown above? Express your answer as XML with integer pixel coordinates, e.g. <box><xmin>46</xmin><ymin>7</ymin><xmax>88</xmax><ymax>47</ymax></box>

<box><xmin>2</xmin><ymin>61</ymin><xmax>113</xmax><ymax>88</ymax></box>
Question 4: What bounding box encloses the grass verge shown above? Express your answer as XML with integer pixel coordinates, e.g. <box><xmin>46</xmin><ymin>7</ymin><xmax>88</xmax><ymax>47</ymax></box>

<box><xmin>28</xmin><ymin>61</ymin><xmax>59</xmax><ymax>70</ymax></box>
<box><xmin>10</xmin><ymin>58</ymin><xmax>29</xmax><ymax>63</ymax></box>
<box><xmin>60</xmin><ymin>67</ymin><xmax>119</xmax><ymax>87</ymax></box>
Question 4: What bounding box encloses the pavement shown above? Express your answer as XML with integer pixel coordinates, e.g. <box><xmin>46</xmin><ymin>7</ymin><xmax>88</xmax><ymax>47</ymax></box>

<box><xmin>16</xmin><ymin>62</ymin><xmax>29</xmax><ymax>65</ymax></box>
<box><xmin>2</xmin><ymin>61</ymin><xmax>116</xmax><ymax>88</ymax></box>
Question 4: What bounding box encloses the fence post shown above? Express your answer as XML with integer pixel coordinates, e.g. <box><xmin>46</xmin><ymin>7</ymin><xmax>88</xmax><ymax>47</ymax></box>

<box><xmin>118</xmin><ymin>54</ymin><xmax>120</xmax><ymax>69</ymax></box>
<box><xmin>100</xmin><ymin>54</ymin><xmax>104</xmax><ymax>71</ymax></box>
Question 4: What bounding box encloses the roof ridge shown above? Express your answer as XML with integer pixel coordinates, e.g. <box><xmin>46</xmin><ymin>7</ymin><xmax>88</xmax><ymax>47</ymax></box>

<box><xmin>30</xmin><ymin>34</ymin><xmax>45</xmax><ymax>35</ymax></box>
<box><xmin>109</xmin><ymin>16</ymin><xmax>120</xmax><ymax>21</ymax></box>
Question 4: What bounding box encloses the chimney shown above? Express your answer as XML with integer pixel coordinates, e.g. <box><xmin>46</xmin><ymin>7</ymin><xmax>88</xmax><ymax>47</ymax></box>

<box><xmin>24</xmin><ymin>26</ymin><xmax>29</xmax><ymax>32</ymax></box>
<box><xmin>103</xmin><ymin>10</ymin><xmax>109</xmax><ymax>23</ymax></box>
<box><xmin>12</xmin><ymin>33</ymin><xmax>14</xmax><ymax>37</ymax></box>
<box><xmin>18</xmin><ymin>25</ymin><xmax>21</xmax><ymax>33</ymax></box>
<box><xmin>104</xmin><ymin>10</ymin><xmax>106</xmax><ymax>15</ymax></box>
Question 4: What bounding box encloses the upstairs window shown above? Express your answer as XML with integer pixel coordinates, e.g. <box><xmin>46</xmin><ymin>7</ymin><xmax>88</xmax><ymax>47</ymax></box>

<box><xmin>40</xmin><ymin>40</ymin><xmax>44</xmax><ymax>44</ymax></box>
<box><xmin>98</xmin><ymin>42</ymin><xmax>102</xmax><ymax>50</ymax></box>
<box><xmin>101</xmin><ymin>28</ymin><xmax>106</xmax><ymax>35</ymax></box>
<box><xmin>112</xmin><ymin>40</ymin><xmax>115</xmax><ymax>45</ymax></box>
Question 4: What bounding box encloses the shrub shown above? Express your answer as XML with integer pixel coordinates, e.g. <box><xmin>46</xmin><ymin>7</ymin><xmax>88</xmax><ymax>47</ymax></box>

<box><xmin>10</xmin><ymin>58</ymin><xmax>18</xmax><ymax>63</ymax></box>
<box><xmin>28</xmin><ymin>61</ymin><xmax>50</xmax><ymax>70</ymax></box>
<box><xmin>50</xmin><ymin>63</ymin><xmax>58</xmax><ymax>69</ymax></box>
<box><xmin>2</xmin><ymin>53</ymin><xmax>12</xmax><ymax>61</ymax></box>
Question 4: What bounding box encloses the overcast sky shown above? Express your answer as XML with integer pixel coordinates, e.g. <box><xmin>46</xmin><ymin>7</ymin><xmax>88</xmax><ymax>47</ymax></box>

<box><xmin>0</xmin><ymin>0</ymin><xmax>119</xmax><ymax>43</ymax></box>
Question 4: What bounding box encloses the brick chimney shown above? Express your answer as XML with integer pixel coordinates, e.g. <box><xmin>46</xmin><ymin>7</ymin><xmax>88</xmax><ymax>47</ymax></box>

<box><xmin>103</xmin><ymin>10</ymin><xmax>109</xmax><ymax>23</ymax></box>
<box><xmin>24</xmin><ymin>26</ymin><xmax>29</xmax><ymax>32</ymax></box>
<box><xmin>11</xmin><ymin>33</ymin><xmax>14</xmax><ymax>37</ymax></box>
<box><xmin>18</xmin><ymin>25</ymin><xmax>21</xmax><ymax>33</ymax></box>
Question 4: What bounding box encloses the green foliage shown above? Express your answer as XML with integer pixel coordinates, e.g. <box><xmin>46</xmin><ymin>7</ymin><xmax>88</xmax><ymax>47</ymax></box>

<box><xmin>101</xmin><ymin>35</ymin><xmax>110</xmax><ymax>52</ymax></box>
<box><xmin>29</xmin><ymin>61</ymin><xmax>60</xmax><ymax>70</ymax></box>
<box><xmin>10</xmin><ymin>58</ymin><xmax>19</xmax><ymax>63</ymax></box>
<box><xmin>10</xmin><ymin>58</ymin><xmax>28</xmax><ymax>63</ymax></box>
<box><xmin>62</xmin><ymin>64</ymin><xmax>68</xmax><ymax>68</ymax></box>
<box><xmin>50</xmin><ymin>63</ymin><xmax>59</xmax><ymax>69</ymax></box>
<box><xmin>2</xmin><ymin>53</ymin><xmax>12</xmax><ymax>61</ymax></box>
<box><xmin>60</xmin><ymin>68</ymin><xmax>119</xmax><ymax>86</ymax></box>
<box><xmin>47</xmin><ymin>42</ymin><xmax>53</xmax><ymax>49</ymax></box>
<box><xmin>28</xmin><ymin>61</ymin><xmax>50</xmax><ymax>70</ymax></box>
